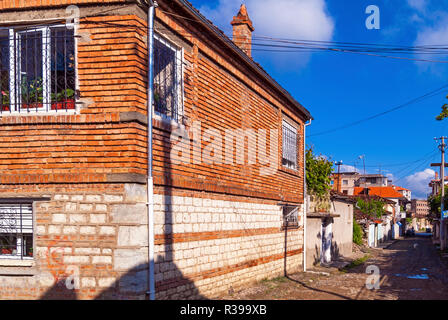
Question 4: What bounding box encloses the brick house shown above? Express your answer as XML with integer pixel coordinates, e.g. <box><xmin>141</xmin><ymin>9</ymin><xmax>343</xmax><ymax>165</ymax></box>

<box><xmin>0</xmin><ymin>0</ymin><xmax>312</xmax><ymax>299</ymax></box>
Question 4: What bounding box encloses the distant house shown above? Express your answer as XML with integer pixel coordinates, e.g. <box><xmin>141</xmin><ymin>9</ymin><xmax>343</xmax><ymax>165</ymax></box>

<box><xmin>354</xmin><ymin>186</ymin><xmax>407</xmax><ymax>219</ymax></box>
<box><xmin>355</xmin><ymin>174</ymin><xmax>389</xmax><ymax>188</ymax></box>
<box><xmin>331</xmin><ymin>172</ymin><xmax>359</xmax><ymax>195</ymax></box>
<box><xmin>394</xmin><ymin>186</ymin><xmax>412</xmax><ymax>201</ymax></box>
<box><xmin>410</xmin><ymin>200</ymin><xmax>430</xmax><ymax>230</ymax></box>
<box><xmin>306</xmin><ymin>192</ymin><xmax>355</xmax><ymax>267</ymax></box>
<box><xmin>354</xmin><ymin>186</ymin><xmax>408</xmax><ymax>244</ymax></box>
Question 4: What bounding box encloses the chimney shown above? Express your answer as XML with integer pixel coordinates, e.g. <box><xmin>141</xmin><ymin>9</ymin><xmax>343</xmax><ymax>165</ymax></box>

<box><xmin>231</xmin><ymin>4</ymin><xmax>254</xmax><ymax>57</ymax></box>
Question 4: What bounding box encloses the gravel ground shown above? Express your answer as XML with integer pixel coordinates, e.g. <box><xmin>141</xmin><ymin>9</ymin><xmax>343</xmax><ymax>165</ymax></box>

<box><xmin>220</xmin><ymin>236</ymin><xmax>448</xmax><ymax>300</ymax></box>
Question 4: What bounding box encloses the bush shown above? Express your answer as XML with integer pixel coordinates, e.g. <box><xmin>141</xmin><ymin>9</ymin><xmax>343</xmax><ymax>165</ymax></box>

<box><xmin>353</xmin><ymin>219</ymin><xmax>363</xmax><ymax>245</ymax></box>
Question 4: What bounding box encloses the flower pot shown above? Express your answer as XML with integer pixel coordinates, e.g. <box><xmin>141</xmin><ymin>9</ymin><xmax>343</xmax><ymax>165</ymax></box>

<box><xmin>22</xmin><ymin>102</ymin><xmax>43</xmax><ymax>109</ymax></box>
<box><xmin>1</xmin><ymin>105</ymin><xmax>9</xmax><ymax>111</ymax></box>
<box><xmin>1</xmin><ymin>248</ymin><xmax>12</xmax><ymax>255</ymax></box>
<box><xmin>51</xmin><ymin>99</ymin><xmax>75</xmax><ymax>110</ymax></box>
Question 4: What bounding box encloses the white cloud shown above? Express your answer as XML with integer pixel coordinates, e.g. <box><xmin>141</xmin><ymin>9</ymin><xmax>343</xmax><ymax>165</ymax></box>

<box><xmin>403</xmin><ymin>168</ymin><xmax>435</xmax><ymax>198</ymax></box>
<box><xmin>198</xmin><ymin>0</ymin><xmax>334</xmax><ymax>67</ymax></box>
<box><xmin>386</xmin><ymin>173</ymin><xmax>394</xmax><ymax>181</ymax></box>
<box><xmin>408</xmin><ymin>0</ymin><xmax>427</xmax><ymax>12</ymax></box>
<box><xmin>413</xmin><ymin>18</ymin><xmax>448</xmax><ymax>74</ymax></box>
<box><xmin>339</xmin><ymin>165</ymin><xmax>361</xmax><ymax>173</ymax></box>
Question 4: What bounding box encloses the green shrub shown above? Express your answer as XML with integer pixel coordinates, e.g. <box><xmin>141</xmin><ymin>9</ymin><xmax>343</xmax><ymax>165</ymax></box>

<box><xmin>353</xmin><ymin>219</ymin><xmax>363</xmax><ymax>245</ymax></box>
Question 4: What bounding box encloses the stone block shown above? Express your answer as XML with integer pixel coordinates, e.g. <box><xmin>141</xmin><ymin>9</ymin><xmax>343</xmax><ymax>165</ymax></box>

<box><xmin>111</xmin><ymin>204</ymin><xmax>147</xmax><ymax>223</ymax></box>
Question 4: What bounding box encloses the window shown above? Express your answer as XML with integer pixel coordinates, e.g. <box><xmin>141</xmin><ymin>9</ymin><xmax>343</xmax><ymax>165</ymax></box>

<box><xmin>343</xmin><ymin>180</ymin><xmax>348</xmax><ymax>186</ymax></box>
<box><xmin>282</xmin><ymin>206</ymin><xmax>299</xmax><ymax>230</ymax></box>
<box><xmin>153</xmin><ymin>34</ymin><xmax>183</xmax><ymax>122</ymax></box>
<box><xmin>0</xmin><ymin>203</ymin><xmax>33</xmax><ymax>259</ymax></box>
<box><xmin>282</xmin><ymin>120</ymin><xmax>298</xmax><ymax>170</ymax></box>
<box><xmin>0</xmin><ymin>25</ymin><xmax>76</xmax><ymax>114</ymax></box>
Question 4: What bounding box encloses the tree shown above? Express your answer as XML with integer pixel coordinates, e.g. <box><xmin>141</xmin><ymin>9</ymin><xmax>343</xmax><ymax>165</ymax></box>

<box><xmin>427</xmin><ymin>185</ymin><xmax>448</xmax><ymax>222</ymax></box>
<box><xmin>353</xmin><ymin>219</ymin><xmax>364</xmax><ymax>245</ymax></box>
<box><xmin>306</xmin><ymin>147</ymin><xmax>334</xmax><ymax>211</ymax></box>
<box><xmin>355</xmin><ymin>197</ymin><xmax>386</xmax><ymax>219</ymax></box>
<box><xmin>436</xmin><ymin>94</ymin><xmax>448</xmax><ymax>120</ymax></box>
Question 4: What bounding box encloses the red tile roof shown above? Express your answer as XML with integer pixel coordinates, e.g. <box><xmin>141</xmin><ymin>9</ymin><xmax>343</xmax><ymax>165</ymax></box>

<box><xmin>393</xmin><ymin>186</ymin><xmax>409</xmax><ymax>191</ymax></box>
<box><xmin>353</xmin><ymin>186</ymin><xmax>405</xmax><ymax>199</ymax></box>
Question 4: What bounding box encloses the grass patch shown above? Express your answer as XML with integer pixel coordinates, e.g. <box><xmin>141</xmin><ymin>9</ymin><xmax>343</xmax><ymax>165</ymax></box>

<box><xmin>259</xmin><ymin>276</ymin><xmax>287</xmax><ymax>294</ymax></box>
<box><xmin>342</xmin><ymin>254</ymin><xmax>370</xmax><ymax>272</ymax></box>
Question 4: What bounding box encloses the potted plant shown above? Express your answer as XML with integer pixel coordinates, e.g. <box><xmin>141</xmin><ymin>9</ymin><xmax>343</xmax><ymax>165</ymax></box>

<box><xmin>1</xmin><ymin>90</ymin><xmax>9</xmax><ymax>111</ymax></box>
<box><xmin>21</xmin><ymin>77</ymin><xmax>44</xmax><ymax>109</ymax></box>
<box><xmin>51</xmin><ymin>88</ymin><xmax>75</xmax><ymax>110</ymax></box>
<box><xmin>0</xmin><ymin>246</ymin><xmax>12</xmax><ymax>255</ymax></box>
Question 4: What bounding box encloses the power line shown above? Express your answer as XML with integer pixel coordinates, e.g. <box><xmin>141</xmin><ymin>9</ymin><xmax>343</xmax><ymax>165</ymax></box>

<box><xmin>391</xmin><ymin>151</ymin><xmax>438</xmax><ymax>185</ymax></box>
<box><xmin>78</xmin><ymin>13</ymin><xmax>448</xmax><ymax>64</ymax></box>
<box><xmin>307</xmin><ymin>84</ymin><xmax>448</xmax><ymax>138</ymax></box>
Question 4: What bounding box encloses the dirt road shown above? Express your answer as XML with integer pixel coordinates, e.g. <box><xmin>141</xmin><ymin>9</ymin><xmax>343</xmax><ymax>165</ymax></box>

<box><xmin>221</xmin><ymin>236</ymin><xmax>448</xmax><ymax>300</ymax></box>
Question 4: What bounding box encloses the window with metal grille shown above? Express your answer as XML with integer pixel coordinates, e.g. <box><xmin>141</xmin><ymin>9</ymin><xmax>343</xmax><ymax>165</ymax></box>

<box><xmin>0</xmin><ymin>203</ymin><xmax>33</xmax><ymax>259</ymax></box>
<box><xmin>0</xmin><ymin>24</ymin><xmax>76</xmax><ymax>114</ymax></box>
<box><xmin>282</xmin><ymin>120</ymin><xmax>298</xmax><ymax>170</ymax></box>
<box><xmin>282</xmin><ymin>205</ymin><xmax>299</xmax><ymax>230</ymax></box>
<box><xmin>153</xmin><ymin>34</ymin><xmax>183</xmax><ymax>122</ymax></box>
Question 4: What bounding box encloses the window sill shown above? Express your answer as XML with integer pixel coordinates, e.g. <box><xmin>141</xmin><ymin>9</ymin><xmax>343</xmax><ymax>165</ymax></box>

<box><xmin>153</xmin><ymin>112</ymin><xmax>185</xmax><ymax>133</ymax></box>
<box><xmin>0</xmin><ymin>109</ymin><xmax>78</xmax><ymax>117</ymax></box>
<box><xmin>0</xmin><ymin>259</ymin><xmax>34</xmax><ymax>267</ymax></box>
<box><xmin>280</xmin><ymin>166</ymin><xmax>300</xmax><ymax>177</ymax></box>
<box><xmin>0</xmin><ymin>259</ymin><xmax>36</xmax><ymax>276</ymax></box>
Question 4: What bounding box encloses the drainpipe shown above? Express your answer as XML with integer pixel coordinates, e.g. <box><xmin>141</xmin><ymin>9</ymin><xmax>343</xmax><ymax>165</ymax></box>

<box><xmin>303</xmin><ymin>119</ymin><xmax>312</xmax><ymax>272</ymax></box>
<box><xmin>146</xmin><ymin>0</ymin><xmax>156</xmax><ymax>301</ymax></box>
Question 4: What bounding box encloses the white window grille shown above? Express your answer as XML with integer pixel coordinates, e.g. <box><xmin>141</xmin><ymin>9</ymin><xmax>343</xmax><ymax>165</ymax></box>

<box><xmin>153</xmin><ymin>34</ymin><xmax>183</xmax><ymax>122</ymax></box>
<box><xmin>0</xmin><ymin>203</ymin><xmax>33</xmax><ymax>259</ymax></box>
<box><xmin>0</xmin><ymin>24</ymin><xmax>76</xmax><ymax>114</ymax></box>
<box><xmin>282</xmin><ymin>205</ymin><xmax>299</xmax><ymax>230</ymax></box>
<box><xmin>282</xmin><ymin>120</ymin><xmax>298</xmax><ymax>170</ymax></box>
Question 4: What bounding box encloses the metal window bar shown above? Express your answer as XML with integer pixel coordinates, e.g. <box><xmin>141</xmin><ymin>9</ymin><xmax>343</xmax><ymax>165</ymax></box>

<box><xmin>0</xmin><ymin>203</ymin><xmax>33</xmax><ymax>259</ymax></box>
<box><xmin>282</xmin><ymin>121</ymin><xmax>297</xmax><ymax>169</ymax></box>
<box><xmin>0</xmin><ymin>24</ymin><xmax>76</xmax><ymax>114</ymax></box>
<box><xmin>153</xmin><ymin>34</ymin><xmax>183</xmax><ymax>122</ymax></box>
<box><xmin>283</xmin><ymin>206</ymin><xmax>299</xmax><ymax>229</ymax></box>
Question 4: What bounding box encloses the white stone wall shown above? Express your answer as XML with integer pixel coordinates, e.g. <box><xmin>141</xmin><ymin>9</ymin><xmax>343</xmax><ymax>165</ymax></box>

<box><xmin>153</xmin><ymin>194</ymin><xmax>304</xmax><ymax>299</ymax></box>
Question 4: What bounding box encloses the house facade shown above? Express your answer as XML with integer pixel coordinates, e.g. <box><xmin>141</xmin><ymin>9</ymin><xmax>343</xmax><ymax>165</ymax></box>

<box><xmin>331</xmin><ymin>172</ymin><xmax>359</xmax><ymax>195</ymax></box>
<box><xmin>410</xmin><ymin>199</ymin><xmax>430</xmax><ymax>230</ymax></box>
<box><xmin>0</xmin><ymin>0</ymin><xmax>311</xmax><ymax>299</ymax></box>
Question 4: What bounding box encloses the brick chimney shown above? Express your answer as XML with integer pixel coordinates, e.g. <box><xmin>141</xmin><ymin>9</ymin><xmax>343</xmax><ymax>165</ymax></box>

<box><xmin>231</xmin><ymin>4</ymin><xmax>254</xmax><ymax>57</ymax></box>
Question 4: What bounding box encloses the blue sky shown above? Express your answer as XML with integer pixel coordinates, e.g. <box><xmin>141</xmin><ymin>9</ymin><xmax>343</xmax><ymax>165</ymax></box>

<box><xmin>188</xmin><ymin>0</ymin><xmax>448</xmax><ymax>198</ymax></box>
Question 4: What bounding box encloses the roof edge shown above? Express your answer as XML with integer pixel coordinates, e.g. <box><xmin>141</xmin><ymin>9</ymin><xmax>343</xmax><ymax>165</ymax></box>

<box><xmin>172</xmin><ymin>0</ymin><xmax>313</xmax><ymax>121</ymax></box>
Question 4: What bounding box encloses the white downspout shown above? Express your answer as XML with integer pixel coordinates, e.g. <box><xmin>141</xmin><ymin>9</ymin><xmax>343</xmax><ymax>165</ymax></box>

<box><xmin>146</xmin><ymin>0</ymin><xmax>156</xmax><ymax>301</ymax></box>
<box><xmin>303</xmin><ymin>119</ymin><xmax>312</xmax><ymax>272</ymax></box>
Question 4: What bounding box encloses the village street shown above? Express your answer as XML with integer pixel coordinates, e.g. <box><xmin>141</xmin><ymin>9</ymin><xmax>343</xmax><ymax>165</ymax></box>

<box><xmin>221</xmin><ymin>235</ymin><xmax>448</xmax><ymax>300</ymax></box>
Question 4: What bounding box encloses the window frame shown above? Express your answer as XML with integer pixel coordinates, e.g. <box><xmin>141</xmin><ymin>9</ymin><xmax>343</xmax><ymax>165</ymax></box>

<box><xmin>153</xmin><ymin>32</ymin><xmax>184</xmax><ymax>123</ymax></box>
<box><xmin>0</xmin><ymin>202</ymin><xmax>34</xmax><ymax>261</ymax></box>
<box><xmin>281</xmin><ymin>119</ymin><xmax>299</xmax><ymax>171</ymax></box>
<box><xmin>281</xmin><ymin>205</ymin><xmax>300</xmax><ymax>230</ymax></box>
<box><xmin>0</xmin><ymin>23</ymin><xmax>77</xmax><ymax>115</ymax></box>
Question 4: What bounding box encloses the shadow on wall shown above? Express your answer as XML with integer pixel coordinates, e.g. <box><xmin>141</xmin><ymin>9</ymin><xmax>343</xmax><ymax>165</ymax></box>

<box><xmin>39</xmin><ymin>258</ymin><xmax>207</xmax><ymax>300</ymax></box>
<box><xmin>40</xmin><ymin>113</ymin><xmax>207</xmax><ymax>300</ymax></box>
<box><xmin>310</xmin><ymin>233</ymin><xmax>349</xmax><ymax>267</ymax></box>
<box><xmin>40</xmin><ymin>279</ymin><xmax>79</xmax><ymax>300</ymax></box>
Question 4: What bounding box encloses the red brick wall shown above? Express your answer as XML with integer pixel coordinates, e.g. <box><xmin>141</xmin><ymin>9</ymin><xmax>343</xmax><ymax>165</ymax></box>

<box><xmin>152</xmin><ymin>5</ymin><xmax>307</xmax><ymax>204</ymax></box>
<box><xmin>0</xmin><ymin>0</ymin><xmax>309</xmax><ymax>299</ymax></box>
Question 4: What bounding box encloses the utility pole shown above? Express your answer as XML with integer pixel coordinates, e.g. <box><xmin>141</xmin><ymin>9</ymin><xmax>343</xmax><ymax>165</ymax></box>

<box><xmin>335</xmin><ymin>161</ymin><xmax>343</xmax><ymax>193</ymax></box>
<box><xmin>359</xmin><ymin>155</ymin><xmax>366</xmax><ymax>188</ymax></box>
<box><xmin>434</xmin><ymin>137</ymin><xmax>448</xmax><ymax>250</ymax></box>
